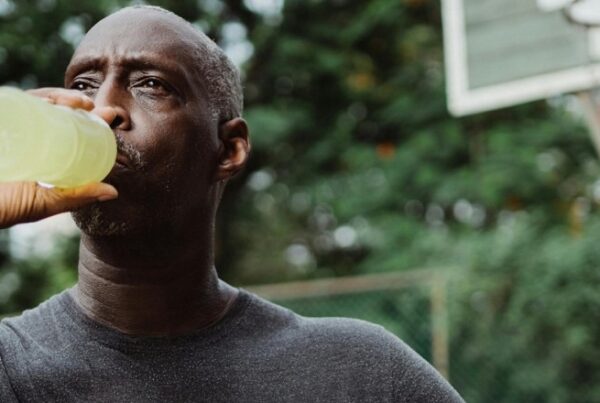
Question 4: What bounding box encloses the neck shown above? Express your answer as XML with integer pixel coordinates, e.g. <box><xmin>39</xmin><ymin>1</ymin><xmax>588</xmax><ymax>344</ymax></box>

<box><xmin>73</xmin><ymin>229</ymin><xmax>238</xmax><ymax>337</ymax></box>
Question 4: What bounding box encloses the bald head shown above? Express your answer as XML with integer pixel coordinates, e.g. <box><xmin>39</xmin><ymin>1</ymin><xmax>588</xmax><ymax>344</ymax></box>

<box><xmin>73</xmin><ymin>5</ymin><xmax>243</xmax><ymax>122</ymax></box>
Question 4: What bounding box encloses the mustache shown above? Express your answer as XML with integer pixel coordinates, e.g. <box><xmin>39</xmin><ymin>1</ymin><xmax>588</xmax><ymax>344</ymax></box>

<box><xmin>115</xmin><ymin>134</ymin><xmax>146</xmax><ymax>171</ymax></box>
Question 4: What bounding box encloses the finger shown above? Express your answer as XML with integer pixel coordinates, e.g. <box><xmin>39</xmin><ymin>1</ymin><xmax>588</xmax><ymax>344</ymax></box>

<box><xmin>53</xmin><ymin>182</ymin><xmax>119</xmax><ymax>204</ymax></box>
<box><xmin>27</xmin><ymin>88</ymin><xmax>94</xmax><ymax>111</ymax></box>
<box><xmin>57</xmin><ymin>182</ymin><xmax>118</xmax><ymax>201</ymax></box>
<box><xmin>51</xmin><ymin>92</ymin><xmax>95</xmax><ymax>111</ymax></box>
<box><xmin>27</xmin><ymin>88</ymin><xmax>56</xmax><ymax>98</ymax></box>
<box><xmin>37</xmin><ymin>183</ymin><xmax>119</xmax><ymax>219</ymax></box>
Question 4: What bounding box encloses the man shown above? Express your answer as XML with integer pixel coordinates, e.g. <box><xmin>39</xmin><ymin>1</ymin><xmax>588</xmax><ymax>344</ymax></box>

<box><xmin>0</xmin><ymin>6</ymin><xmax>464</xmax><ymax>402</ymax></box>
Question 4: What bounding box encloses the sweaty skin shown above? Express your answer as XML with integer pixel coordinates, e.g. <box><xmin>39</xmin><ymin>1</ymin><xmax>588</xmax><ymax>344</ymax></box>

<box><xmin>2</xmin><ymin>8</ymin><xmax>250</xmax><ymax>336</ymax></box>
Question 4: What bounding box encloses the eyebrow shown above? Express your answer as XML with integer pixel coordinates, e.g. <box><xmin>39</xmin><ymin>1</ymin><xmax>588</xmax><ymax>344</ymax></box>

<box><xmin>65</xmin><ymin>56</ymin><xmax>106</xmax><ymax>82</ymax></box>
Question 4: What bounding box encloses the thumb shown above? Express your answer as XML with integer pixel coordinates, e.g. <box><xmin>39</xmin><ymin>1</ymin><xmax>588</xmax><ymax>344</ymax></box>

<box><xmin>0</xmin><ymin>182</ymin><xmax>118</xmax><ymax>229</ymax></box>
<box><xmin>39</xmin><ymin>183</ymin><xmax>118</xmax><ymax>218</ymax></box>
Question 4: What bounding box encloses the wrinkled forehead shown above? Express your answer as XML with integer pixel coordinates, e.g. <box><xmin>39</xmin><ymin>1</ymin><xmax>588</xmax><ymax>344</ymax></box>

<box><xmin>71</xmin><ymin>9</ymin><xmax>202</xmax><ymax>70</ymax></box>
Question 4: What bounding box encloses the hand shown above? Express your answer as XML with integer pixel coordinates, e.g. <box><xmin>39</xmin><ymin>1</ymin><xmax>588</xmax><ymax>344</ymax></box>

<box><xmin>0</xmin><ymin>88</ymin><xmax>119</xmax><ymax>229</ymax></box>
<box><xmin>27</xmin><ymin>87</ymin><xmax>95</xmax><ymax>111</ymax></box>
<box><xmin>27</xmin><ymin>87</ymin><xmax>118</xmax><ymax>123</ymax></box>
<box><xmin>0</xmin><ymin>182</ymin><xmax>118</xmax><ymax>229</ymax></box>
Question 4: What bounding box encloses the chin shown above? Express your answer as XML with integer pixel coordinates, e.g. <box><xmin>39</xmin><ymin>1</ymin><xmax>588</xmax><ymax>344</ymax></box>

<box><xmin>72</xmin><ymin>194</ymin><xmax>183</xmax><ymax>237</ymax></box>
<box><xmin>71</xmin><ymin>203</ymin><xmax>137</xmax><ymax>237</ymax></box>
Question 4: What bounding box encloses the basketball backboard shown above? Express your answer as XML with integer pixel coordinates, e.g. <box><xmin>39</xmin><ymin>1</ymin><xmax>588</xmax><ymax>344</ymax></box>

<box><xmin>442</xmin><ymin>0</ymin><xmax>600</xmax><ymax>116</ymax></box>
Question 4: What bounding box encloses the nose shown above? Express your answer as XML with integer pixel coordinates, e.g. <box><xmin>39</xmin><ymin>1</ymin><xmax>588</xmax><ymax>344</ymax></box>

<box><xmin>92</xmin><ymin>80</ymin><xmax>131</xmax><ymax>131</ymax></box>
<box><xmin>92</xmin><ymin>105</ymin><xmax>129</xmax><ymax>130</ymax></box>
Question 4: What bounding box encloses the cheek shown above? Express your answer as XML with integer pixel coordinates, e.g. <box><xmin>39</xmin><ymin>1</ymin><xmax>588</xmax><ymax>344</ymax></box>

<box><xmin>184</xmin><ymin>127</ymin><xmax>221</xmax><ymax>184</ymax></box>
<box><xmin>132</xmin><ymin>110</ymin><xmax>220</xmax><ymax>183</ymax></box>
<box><xmin>184</xmin><ymin>110</ymin><xmax>221</xmax><ymax>177</ymax></box>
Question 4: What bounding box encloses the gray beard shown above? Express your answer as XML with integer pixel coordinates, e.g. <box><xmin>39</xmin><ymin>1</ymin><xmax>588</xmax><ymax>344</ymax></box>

<box><xmin>71</xmin><ymin>204</ymin><xmax>131</xmax><ymax>236</ymax></box>
<box><xmin>72</xmin><ymin>133</ymin><xmax>149</xmax><ymax>236</ymax></box>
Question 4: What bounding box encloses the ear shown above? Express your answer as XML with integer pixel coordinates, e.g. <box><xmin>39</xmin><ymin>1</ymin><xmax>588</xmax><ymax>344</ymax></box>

<box><xmin>215</xmin><ymin>117</ymin><xmax>251</xmax><ymax>181</ymax></box>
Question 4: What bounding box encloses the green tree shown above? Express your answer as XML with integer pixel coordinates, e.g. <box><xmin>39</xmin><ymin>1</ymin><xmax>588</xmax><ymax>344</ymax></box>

<box><xmin>223</xmin><ymin>0</ymin><xmax>598</xmax><ymax>284</ymax></box>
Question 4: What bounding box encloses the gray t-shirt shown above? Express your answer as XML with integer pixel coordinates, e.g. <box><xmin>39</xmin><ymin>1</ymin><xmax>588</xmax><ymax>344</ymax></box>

<box><xmin>0</xmin><ymin>288</ymin><xmax>463</xmax><ymax>402</ymax></box>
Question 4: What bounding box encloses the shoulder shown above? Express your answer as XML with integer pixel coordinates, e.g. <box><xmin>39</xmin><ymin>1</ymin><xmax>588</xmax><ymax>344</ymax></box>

<box><xmin>0</xmin><ymin>290</ymin><xmax>70</xmax><ymax>345</ymax></box>
<box><xmin>300</xmin><ymin>317</ymin><xmax>464</xmax><ymax>402</ymax></box>
<box><xmin>244</xmin><ymin>291</ymin><xmax>411</xmax><ymax>357</ymax></box>
<box><xmin>0</xmin><ymin>292</ymin><xmax>71</xmax><ymax>403</ymax></box>
<box><xmin>244</xmin><ymin>291</ymin><xmax>416</xmax><ymax>362</ymax></box>
<box><xmin>242</xmin><ymin>292</ymin><xmax>464</xmax><ymax>402</ymax></box>
<box><xmin>240</xmin><ymin>291</ymin><xmax>396</xmax><ymax>350</ymax></box>
<box><xmin>0</xmin><ymin>290</ymin><xmax>77</xmax><ymax>370</ymax></box>
<box><xmin>297</xmin><ymin>315</ymin><xmax>403</xmax><ymax>359</ymax></box>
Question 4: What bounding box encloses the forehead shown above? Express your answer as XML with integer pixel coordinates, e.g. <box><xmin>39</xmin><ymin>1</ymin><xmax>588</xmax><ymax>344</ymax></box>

<box><xmin>70</xmin><ymin>9</ymin><xmax>202</xmax><ymax>73</ymax></box>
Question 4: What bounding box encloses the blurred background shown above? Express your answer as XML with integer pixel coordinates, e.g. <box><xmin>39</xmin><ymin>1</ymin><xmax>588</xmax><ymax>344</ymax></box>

<box><xmin>2</xmin><ymin>0</ymin><xmax>600</xmax><ymax>401</ymax></box>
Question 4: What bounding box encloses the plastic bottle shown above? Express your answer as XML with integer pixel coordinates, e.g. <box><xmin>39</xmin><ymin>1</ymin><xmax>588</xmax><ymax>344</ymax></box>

<box><xmin>0</xmin><ymin>86</ymin><xmax>117</xmax><ymax>188</ymax></box>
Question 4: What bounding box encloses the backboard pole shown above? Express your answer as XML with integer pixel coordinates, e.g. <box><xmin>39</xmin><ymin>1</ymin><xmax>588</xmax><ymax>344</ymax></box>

<box><xmin>576</xmin><ymin>90</ymin><xmax>600</xmax><ymax>157</ymax></box>
<box><xmin>431</xmin><ymin>272</ymin><xmax>449</xmax><ymax>380</ymax></box>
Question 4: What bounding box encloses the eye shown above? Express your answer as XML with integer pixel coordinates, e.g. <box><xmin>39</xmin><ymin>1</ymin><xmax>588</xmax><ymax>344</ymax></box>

<box><xmin>141</xmin><ymin>79</ymin><xmax>163</xmax><ymax>89</ymax></box>
<box><xmin>136</xmin><ymin>78</ymin><xmax>171</xmax><ymax>95</ymax></box>
<box><xmin>70</xmin><ymin>80</ymin><xmax>94</xmax><ymax>91</ymax></box>
<box><xmin>130</xmin><ymin>76</ymin><xmax>180</xmax><ymax>100</ymax></box>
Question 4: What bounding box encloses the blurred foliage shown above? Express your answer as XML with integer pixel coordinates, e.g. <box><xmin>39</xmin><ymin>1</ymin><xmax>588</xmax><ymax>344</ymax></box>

<box><xmin>1</xmin><ymin>0</ymin><xmax>600</xmax><ymax>401</ymax></box>
<box><xmin>222</xmin><ymin>0</ymin><xmax>599</xmax><ymax>285</ymax></box>
<box><xmin>0</xmin><ymin>233</ymin><xmax>79</xmax><ymax>315</ymax></box>
<box><xmin>449</xmin><ymin>214</ymin><xmax>600</xmax><ymax>402</ymax></box>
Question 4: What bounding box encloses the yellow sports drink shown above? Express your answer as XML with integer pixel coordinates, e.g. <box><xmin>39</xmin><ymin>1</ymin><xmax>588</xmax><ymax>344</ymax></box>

<box><xmin>0</xmin><ymin>86</ymin><xmax>117</xmax><ymax>188</ymax></box>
